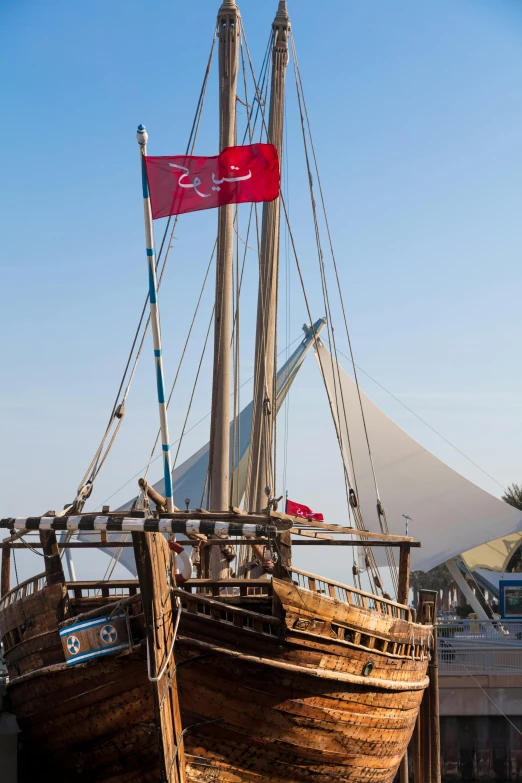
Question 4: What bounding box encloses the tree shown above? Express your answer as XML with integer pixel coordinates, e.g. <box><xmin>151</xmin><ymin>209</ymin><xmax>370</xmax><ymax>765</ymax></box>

<box><xmin>502</xmin><ymin>483</ymin><xmax>522</xmax><ymax>511</ymax></box>
<box><xmin>409</xmin><ymin>564</ymin><xmax>457</xmax><ymax>610</ymax></box>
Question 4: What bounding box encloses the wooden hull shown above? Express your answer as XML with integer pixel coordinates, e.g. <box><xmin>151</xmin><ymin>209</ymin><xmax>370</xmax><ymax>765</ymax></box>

<box><xmin>2</xmin><ymin>576</ymin><xmax>431</xmax><ymax>783</ymax></box>
<box><xmin>178</xmin><ymin>640</ymin><xmax>424</xmax><ymax>783</ymax></box>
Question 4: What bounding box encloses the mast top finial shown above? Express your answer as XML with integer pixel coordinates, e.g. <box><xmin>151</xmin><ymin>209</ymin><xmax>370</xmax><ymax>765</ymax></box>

<box><xmin>136</xmin><ymin>124</ymin><xmax>148</xmax><ymax>146</ymax></box>
<box><xmin>219</xmin><ymin>0</ymin><xmax>237</xmax><ymax>9</ymax></box>
<box><xmin>274</xmin><ymin>0</ymin><xmax>289</xmax><ymax>26</ymax></box>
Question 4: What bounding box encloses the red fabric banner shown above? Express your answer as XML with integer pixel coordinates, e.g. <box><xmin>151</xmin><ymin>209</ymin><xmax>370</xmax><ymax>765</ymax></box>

<box><xmin>285</xmin><ymin>499</ymin><xmax>324</xmax><ymax>522</ymax></box>
<box><xmin>145</xmin><ymin>143</ymin><xmax>280</xmax><ymax>219</ymax></box>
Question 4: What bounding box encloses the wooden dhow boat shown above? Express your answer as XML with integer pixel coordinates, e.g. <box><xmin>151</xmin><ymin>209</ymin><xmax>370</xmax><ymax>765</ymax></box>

<box><xmin>0</xmin><ymin>2</ymin><xmax>435</xmax><ymax>782</ymax></box>
<box><xmin>0</xmin><ymin>514</ymin><xmax>431</xmax><ymax>783</ymax></box>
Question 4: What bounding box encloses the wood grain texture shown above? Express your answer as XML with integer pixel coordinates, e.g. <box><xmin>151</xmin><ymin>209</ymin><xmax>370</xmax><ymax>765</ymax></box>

<box><xmin>132</xmin><ymin>531</ymin><xmax>186</xmax><ymax>783</ymax></box>
<box><xmin>4</xmin><ymin>572</ymin><xmax>431</xmax><ymax>783</ymax></box>
<box><xmin>1</xmin><ymin>545</ymin><xmax>10</xmax><ymax>597</ymax></box>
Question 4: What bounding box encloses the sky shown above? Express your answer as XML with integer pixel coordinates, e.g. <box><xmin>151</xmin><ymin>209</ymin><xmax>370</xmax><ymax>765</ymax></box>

<box><xmin>1</xmin><ymin>0</ymin><xmax>522</xmax><ymax>587</ymax></box>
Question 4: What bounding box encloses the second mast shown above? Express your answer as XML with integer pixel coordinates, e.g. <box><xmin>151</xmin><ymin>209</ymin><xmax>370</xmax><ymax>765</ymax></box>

<box><xmin>208</xmin><ymin>0</ymin><xmax>240</xmax><ymax>512</ymax></box>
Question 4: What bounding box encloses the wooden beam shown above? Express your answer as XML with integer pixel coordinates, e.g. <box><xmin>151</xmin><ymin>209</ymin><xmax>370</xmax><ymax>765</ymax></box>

<box><xmin>397</xmin><ymin>545</ymin><xmax>411</xmax><ymax>604</ymax></box>
<box><xmin>39</xmin><ymin>530</ymin><xmax>65</xmax><ymax>586</ymax></box>
<box><xmin>280</xmin><ymin>517</ymin><xmax>415</xmax><ymax>541</ymax></box>
<box><xmin>429</xmin><ymin>595</ymin><xmax>441</xmax><ymax>783</ymax></box>
<box><xmin>399</xmin><ymin>753</ymin><xmax>409</xmax><ymax>783</ymax></box>
<box><xmin>132</xmin><ymin>531</ymin><xmax>185</xmax><ymax>782</ymax></box>
<box><xmin>290</xmin><ymin>528</ymin><xmax>334</xmax><ymax>540</ymax></box>
<box><xmin>1</xmin><ymin>545</ymin><xmax>10</xmax><ymax>597</ymax></box>
<box><xmin>412</xmin><ymin>715</ymin><xmax>422</xmax><ymax>783</ymax></box>
<box><xmin>0</xmin><ymin>542</ymin><xmax>134</xmax><ymax>549</ymax></box>
<box><xmin>290</xmin><ymin>540</ymin><xmax>421</xmax><ymax>548</ymax></box>
<box><xmin>273</xmin><ymin>530</ymin><xmax>292</xmax><ymax>583</ymax></box>
<box><xmin>0</xmin><ymin>538</ymin><xmax>421</xmax><ymax>549</ymax></box>
<box><xmin>417</xmin><ymin>589</ymin><xmax>439</xmax><ymax>783</ymax></box>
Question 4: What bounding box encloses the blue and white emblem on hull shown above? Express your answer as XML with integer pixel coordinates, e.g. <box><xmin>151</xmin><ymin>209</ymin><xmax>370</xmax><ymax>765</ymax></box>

<box><xmin>100</xmin><ymin>624</ymin><xmax>118</xmax><ymax>645</ymax></box>
<box><xmin>59</xmin><ymin>613</ymin><xmax>129</xmax><ymax>666</ymax></box>
<box><xmin>67</xmin><ymin>635</ymin><xmax>81</xmax><ymax>655</ymax></box>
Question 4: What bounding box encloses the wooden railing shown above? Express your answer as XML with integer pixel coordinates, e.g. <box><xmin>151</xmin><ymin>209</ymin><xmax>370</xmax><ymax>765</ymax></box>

<box><xmin>0</xmin><ymin>572</ymin><xmax>48</xmax><ymax>609</ymax></box>
<box><xmin>174</xmin><ymin>588</ymin><xmax>280</xmax><ymax>637</ymax></box>
<box><xmin>66</xmin><ymin>580</ymin><xmax>139</xmax><ymax>601</ymax></box>
<box><xmin>181</xmin><ymin>578</ymin><xmax>273</xmax><ymax>598</ymax></box>
<box><xmin>290</xmin><ymin>567</ymin><xmax>412</xmax><ymax>621</ymax></box>
<box><xmin>1</xmin><ymin>576</ymin><xmax>273</xmax><ymax>612</ymax></box>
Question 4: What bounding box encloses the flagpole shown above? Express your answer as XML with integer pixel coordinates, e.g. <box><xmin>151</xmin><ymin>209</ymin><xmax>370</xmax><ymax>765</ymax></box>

<box><xmin>136</xmin><ymin>124</ymin><xmax>175</xmax><ymax>514</ymax></box>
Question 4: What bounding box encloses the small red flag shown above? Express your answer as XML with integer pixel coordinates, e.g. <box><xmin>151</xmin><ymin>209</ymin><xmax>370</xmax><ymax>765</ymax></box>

<box><xmin>145</xmin><ymin>143</ymin><xmax>280</xmax><ymax>219</ymax></box>
<box><xmin>285</xmin><ymin>499</ymin><xmax>324</xmax><ymax>522</ymax></box>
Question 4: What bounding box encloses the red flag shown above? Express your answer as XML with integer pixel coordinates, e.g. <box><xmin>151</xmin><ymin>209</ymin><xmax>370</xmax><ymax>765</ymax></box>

<box><xmin>285</xmin><ymin>499</ymin><xmax>324</xmax><ymax>522</ymax></box>
<box><xmin>145</xmin><ymin>143</ymin><xmax>280</xmax><ymax>219</ymax></box>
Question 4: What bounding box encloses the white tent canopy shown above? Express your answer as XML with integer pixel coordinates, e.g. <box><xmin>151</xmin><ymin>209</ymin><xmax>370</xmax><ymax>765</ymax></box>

<box><xmin>90</xmin><ymin>332</ymin><xmax>522</xmax><ymax>579</ymax></box>
<box><xmin>315</xmin><ymin>343</ymin><xmax>522</xmax><ymax>573</ymax></box>
<box><xmin>461</xmin><ymin>532</ymin><xmax>522</xmax><ymax>574</ymax></box>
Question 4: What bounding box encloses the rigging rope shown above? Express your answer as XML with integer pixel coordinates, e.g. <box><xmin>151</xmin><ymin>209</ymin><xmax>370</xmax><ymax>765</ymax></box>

<box><xmin>336</xmin><ymin>349</ymin><xmax>507</xmax><ymax>493</ymax></box>
<box><xmin>74</xmin><ymin>30</ymin><xmax>217</xmax><ymax>509</ymax></box>
<box><xmin>142</xmin><ymin>242</ymin><xmax>216</xmax><ymax>486</ymax></box>
<box><xmin>241</xmin><ymin>25</ymin><xmax>389</xmax><ymax>597</ymax></box>
<box><xmin>290</xmin><ymin>32</ymin><xmax>398</xmax><ymax>597</ymax></box>
<box><xmin>172</xmin><ymin>310</ymin><xmax>214</xmax><ymax>476</ymax></box>
<box><xmin>93</xmin><ymin>334</ymin><xmax>303</xmax><ymax>512</ymax></box>
<box><xmin>240</xmin><ymin>23</ymin><xmax>273</xmax><ymax>514</ymax></box>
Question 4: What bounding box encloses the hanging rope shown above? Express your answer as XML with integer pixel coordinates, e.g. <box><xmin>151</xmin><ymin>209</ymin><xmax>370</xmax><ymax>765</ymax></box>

<box><xmin>146</xmin><ymin>597</ymin><xmax>182</xmax><ymax>683</ymax></box>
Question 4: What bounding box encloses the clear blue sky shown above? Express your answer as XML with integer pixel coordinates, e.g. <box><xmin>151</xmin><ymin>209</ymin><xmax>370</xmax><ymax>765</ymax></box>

<box><xmin>2</xmin><ymin>0</ymin><xmax>522</xmax><ymax>584</ymax></box>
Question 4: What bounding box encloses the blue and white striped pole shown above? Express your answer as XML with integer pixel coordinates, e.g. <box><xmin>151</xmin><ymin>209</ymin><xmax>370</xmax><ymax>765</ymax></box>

<box><xmin>136</xmin><ymin>124</ymin><xmax>174</xmax><ymax>513</ymax></box>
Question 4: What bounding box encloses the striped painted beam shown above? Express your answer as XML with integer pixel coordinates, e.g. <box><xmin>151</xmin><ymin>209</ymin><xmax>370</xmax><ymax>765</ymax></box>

<box><xmin>0</xmin><ymin>517</ymin><xmax>280</xmax><ymax>537</ymax></box>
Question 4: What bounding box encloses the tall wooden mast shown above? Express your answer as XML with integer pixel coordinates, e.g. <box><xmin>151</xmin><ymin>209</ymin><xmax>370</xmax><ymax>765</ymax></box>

<box><xmin>208</xmin><ymin>0</ymin><xmax>240</xmax><ymax>577</ymax></box>
<box><xmin>246</xmin><ymin>1</ymin><xmax>290</xmax><ymax>512</ymax></box>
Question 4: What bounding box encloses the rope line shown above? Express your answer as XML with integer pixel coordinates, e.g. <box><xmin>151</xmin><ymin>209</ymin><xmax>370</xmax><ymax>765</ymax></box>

<box><xmin>74</xmin><ymin>30</ymin><xmax>217</xmax><ymax>507</ymax></box>
<box><xmin>453</xmin><ymin>657</ymin><xmax>522</xmax><ymax>737</ymax></box>
<box><xmin>93</xmin><ymin>334</ymin><xmax>302</xmax><ymax>512</ymax></box>
<box><xmin>142</xmin><ymin>242</ymin><xmax>216</xmax><ymax>486</ymax></box>
<box><xmin>289</xmin><ymin>33</ymin><xmax>397</xmax><ymax>597</ymax></box>
<box><xmin>335</xmin><ymin>348</ymin><xmax>507</xmax><ymax>493</ymax></box>
<box><xmin>146</xmin><ymin>597</ymin><xmax>182</xmax><ymax>683</ymax></box>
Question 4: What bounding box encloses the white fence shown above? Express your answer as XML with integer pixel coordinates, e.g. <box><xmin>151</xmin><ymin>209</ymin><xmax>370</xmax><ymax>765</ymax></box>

<box><xmin>437</xmin><ymin>618</ymin><xmax>522</xmax><ymax>675</ymax></box>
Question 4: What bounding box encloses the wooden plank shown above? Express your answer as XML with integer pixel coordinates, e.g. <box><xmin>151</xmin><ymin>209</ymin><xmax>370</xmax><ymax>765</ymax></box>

<box><xmin>273</xmin><ymin>579</ymin><xmax>432</xmax><ymax>645</ymax></box>
<box><xmin>270</xmin><ymin>513</ymin><xmax>416</xmax><ymax>541</ymax></box>
<box><xmin>290</xmin><ymin>528</ymin><xmax>334</xmax><ymax>540</ymax></box>
<box><xmin>290</xmin><ymin>540</ymin><xmax>421</xmax><ymax>548</ymax></box>
<box><xmin>132</xmin><ymin>531</ymin><xmax>185</xmax><ymax>783</ymax></box>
